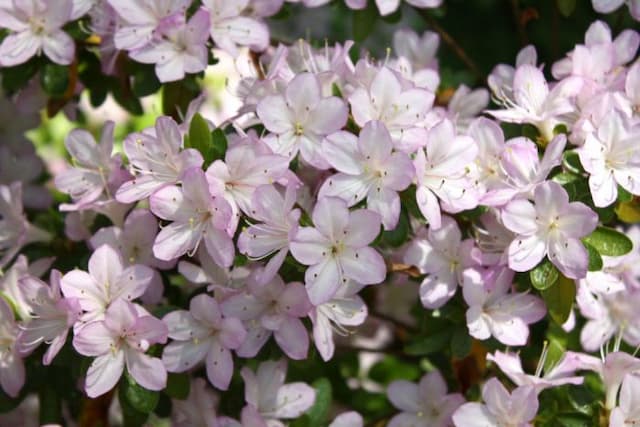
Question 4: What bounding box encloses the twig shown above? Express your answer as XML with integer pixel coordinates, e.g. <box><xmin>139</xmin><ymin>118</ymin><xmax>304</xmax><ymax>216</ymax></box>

<box><xmin>414</xmin><ymin>8</ymin><xmax>484</xmax><ymax>83</ymax></box>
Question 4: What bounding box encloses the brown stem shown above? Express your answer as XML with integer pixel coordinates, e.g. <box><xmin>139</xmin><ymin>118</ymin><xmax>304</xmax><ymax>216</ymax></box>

<box><xmin>414</xmin><ymin>8</ymin><xmax>484</xmax><ymax>83</ymax></box>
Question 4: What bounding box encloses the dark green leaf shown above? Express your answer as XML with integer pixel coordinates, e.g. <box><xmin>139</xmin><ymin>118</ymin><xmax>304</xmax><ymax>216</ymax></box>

<box><xmin>131</xmin><ymin>64</ymin><xmax>161</xmax><ymax>97</ymax></box>
<box><xmin>120</xmin><ymin>372</ymin><xmax>160</xmax><ymax>414</ymax></box>
<box><xmin>40</xmin><ymin>63</ymin><xmax>70</xmax><ymax>97</ymax></box>
<box><xmin>369</xmin><ymin>356</ymin><xmax>420</xmax><ymax>384</ymax></box>
<box><xmin>352</xmin><ymin>4</ymin><xmax>377</xmax><ymax>42</ymax></box>
<box><xmin>584</xmin><ymin>242</ymin><xmax>603</xmax><ymax>271</ymax></box>
<box><xmin>165</xmin><ymin>373</ymin><xmax>190</xmax><ymax>400</ymax></box>
<box><xmin>450</xmin><ymin>327</ymin><xmax>472</xmax><ymax>359</ymax></box>
<box><xmin>187</xmin><ymin>113</ymin><xmax>214</xmax><ymax>165</ymax></box>
<box><xmin>1</xmin><ymin>59</ymin><xmax>39</xmax><ymax>93</ymax></box>
<box><xmin>583</xmin><ymin>226</ymin><xmax>633</xmax><ymax>256</ymax></box>
<box><xmin>556</xmin><ymin>0</ymin><xmax>577</xmax><ymax>17</ymax></box>
<box><xmin>562</xmin><ymin>151</ymin><xmax>584</xmax><ymax>174</ymax></box>
<box><xmin>380</xmin><ymin>208</ymin><xmax>409</xmax><ymax>247</ymax></box>
<box><xmin>541</xmin><ymin>275</ymin><xmax>575</xmax><ymax>325</ymax></box>
<box><xmin>530</xmin><ymin>258</ymin><xmax>559</xmax><ymax>290</ymax></box>
<box><xmin>39</xmin><ymin>385</ymin><xmax>62</xmax><ymax>425</ymax></box>
<box><xmin>307</xmin><ymin>378</ymin><xmax>332</xmax><ymax>427</ymax></box>
<box><xmin>211</xmin><ymin>128</ymin><xmax>228</xmax><ymax>163</ymax></box>
<box><xmin>618</xmin><ymin>185</ymin><xmax>633</xmax><ymax>203</ymax></box>
<box><xmin>404</xmin><ymin>330</ymin><xmax>451</xmax><ymax>356</ymax></box>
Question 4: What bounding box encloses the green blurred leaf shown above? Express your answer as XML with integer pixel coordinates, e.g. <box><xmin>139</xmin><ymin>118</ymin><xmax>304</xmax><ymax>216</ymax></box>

<box><xmin>584</xmin><ymin>242</ymin><xmax>603</xmax><ymax>271</ymax></box>
<box><xmin>352</xmin><ymin>3</ymin><xmax>377</xmax><ymax>42</ymax></box>
<box><xmin>617</xmin><ymin>186</ymin><xmax>633</xmax><ymax>203</ymax></box>
<box><xmin>404</xmin><ymin>330</ymin><xmax>451</xmax><ymax>356</ymax></box>
<box><xmin>380</xmin><ymin>208</ymin><xmax>409</xmax><ymax>247</ymax></box>
<box><xmin>556</xmin><ymin>0</ymin><xmax>576</xmax><ymax>17</ymax></box>
<box><xmin>165</xmin><ymin>373</ymin><xmax>190</xmax><ymax>400</ymax></box>
<box><xmin>187</xmin><ymin>113</ymin><xmax>214</xmax><ymax>166</ymax></box>
<box><xmin>530</xmin><ymin>258</ymin><xmax>559</xmax><ymax>290</ymax></box>
<box><xmin>450</xmin><ymin>327</ymin><xmax>472</xmax><ymax>359</ymax></box>
<box><xmin>211</xmin><ymin>128</ymin><xmax>228</xmax><ymax>163</ymax></box>
<box><xmin>131</xmin><ymin>64</ymin><xmax>161</xmax><ymax>97</ymax></box>
<box><xmin>1</xmin><ymin>58</ymin><xmax>39</xmax><ymax>93</ymax></box>
<box><xmin>307</xmin><ymin>378</ymin><xmax>332</xmax><ymax>427</ymax></box>
<box><xmin>562</xmin><ymin>151</ymin><xmax>584</xmax><ymax>174</ymax></box>
<box><xmin>120</xmin><ymin>372</ymin><xmax>159</xmax><ymax>414</ymax></box>
<box><xmin>369</xmin><ymin>356</ymin><xmax>420</xmax><ymax>384</ymax></box>
<box><xmin>541</xmin><ymin>275</ymin><xmax>575</xmax><ymax>325</ymax></box>
<box><xmin>40</xmin><ymin>63</ymin><xmax>69</xmax><ymax>97</ymax></box>
<box><xmin>39</xmin><ymin>384</ymin><xmax>62</xmax><ymax>425</ymax></box>
<box><xmin>583</xmin><ymin>226</ymin><xmax>633</xmax><ymax>256</ymax></box>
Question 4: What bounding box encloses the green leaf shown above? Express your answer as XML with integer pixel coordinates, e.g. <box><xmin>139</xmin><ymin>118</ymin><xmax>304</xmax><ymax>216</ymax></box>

<box><xmin>39</xmin><ymin>385</ymin><xmax>62</xmax><ymax>425</ymax></box>
<box><xmin>131</xmin><ymin>64</ymin><xmax>161</xmax><ymax>97</ymax></box>
<box><xmin>120</xmin><ymin>372</ymin><xmax>160</xmax><ymax>414</ymax></box>
<box><xmin>40</xmin><ymin>63</ymin><xmax>70</xmax><ymax>97</ymax></box>
<box><xmin>404</xmin><ymin>330</ymin><xmax>451</xmax><ymax>356</ymax></box>
<box><xmin>162</xmin><ymin>77</ymin><xmax>200</xmax><ymax>120</ymax></box>
<box><xmin>584</xmin><ymin>242</ymin><xmax>603</xmax><ymax>271</ymax></box>
<box><xmin>307</xmin><ymin>378</ymin><xmax>332</xmax><ymax>427</ymax></box>
<box><xmin>380</xmin><ymin>208</ymin><xmax>409</xmax><ymax>247</ymax></box>
<box><xmin>187</xmin><ymin>113</ymin><xmax>214</xmax><ymax>165</ymax></box>
<box><xmin>352</xmin><ymin>3</ymin><xmax>377</xmax><ymax>42</ymax></box>
<box><xmin>562</xmin><ymin>151</ymin><xmax>584</xmax><ymax>174</ymax></box>
<box><xmin>450</xmin><ymin>327</ymin><xmax>472</xmax><ymax>359</ymax></box>
<box><xmin>165</xmin><ymin>373</ymin><xmax>190</xmax><ymax>400</ymax></box>
<box><xmin>1</xmin><ymin>58</ymin><xmax>39</xmax><ymax>93</ymax></box>
<box><xmin>617</xmin><ymin>185</ymin><xmax>633</xmax><ymax>203</ymax></box>
<box><xmin>530</xmin><ymin>258</ymin><xmax>559</xmax><ymax>290</ymax></box>
<box><xmin>541</xmin><ymin>275</ymin><xmax>576</xmax><ymax>325</ymax></box>
<box><xmin>556</xmin><ymin>0</ymin><xmax>577</xmax><ymax>17</ymax></box>
<box><xmin>369</xmin><ymin>356</ymin><xmax>420</xmax><ymax>384</ymax></box>
<box><xmin>211</xmin><ymin>128</ymin><xmax>228</xmax><ymax>163</ymax></box>
<box><xmin>583</xmin><ymin>226</ymin><xmax>633</xmax><ymax>256</ymax></box>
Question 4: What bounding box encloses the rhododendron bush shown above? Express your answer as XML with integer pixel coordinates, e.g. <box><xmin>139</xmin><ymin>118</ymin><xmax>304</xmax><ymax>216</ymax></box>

<box><xmin>2</xmin><ymin>0</ymin><xmax>640</xmax><ymax>426</ymax></box>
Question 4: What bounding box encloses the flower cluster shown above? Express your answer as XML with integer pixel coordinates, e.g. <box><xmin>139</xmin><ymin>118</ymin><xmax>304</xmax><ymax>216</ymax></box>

<box><xmin>1</xmin><ymin>0</ymin><xmax>640</xmax><ymax>426</ymax></box>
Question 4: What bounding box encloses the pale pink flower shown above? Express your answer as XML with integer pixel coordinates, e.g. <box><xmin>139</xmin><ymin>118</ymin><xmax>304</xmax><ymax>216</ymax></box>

<box><xmin>60</xmin><ymin>244</ymin><xmax>153</xmax><ymax>322</ymax></box>
<box><xmin>290</xmin><ymin>197</ymin><xmax>386</xmax><ymax>305</ymax></box>
<box><xmin>202</xmin><ymin>0</ymin><xmax>269</xmax><ymax>56</ymax></box>
<box><xmin>387</xmin><ymin>370</ymin><xmax>465</xmax><ymax>427</ymax></box>
<box><xmin>0</xmin><ymin>0</ymin><xmax>75</xmax><ymax>66</ymax></box>
<box><xmin>592</xmin><ymin>0</ymin><xmax>640</xmax><ymax>20</ymax></box>
<box><xmin>237</xmin><ymin>184</ymin><xmax>300</xmax><ymax>284</ymax></box>
<box><xmin>349</xmin><ymin>66</ymin><xmax>434</xmax><ymax>153</ymax></box>
<box><xmin>73</xmin><ymin>299</ymin><xmax>168</xmax><ymax>397</ymax></box>
<box><xmin>222</xmin><ymin>273</ymin><xmax>312</xmax><ymax>360</ymax></box>
<box><xmin>0</xmin><ymin>183</ymin><xmax>51</xmax><ymax>269</ymax></box>
<box><xmin>403</xmin><ymin>215</ymin><xmax>476</xmax><ymax>309</ymax></box>
<box><xmin>117</xmin><ymin>116</ymin><xmax>204</xmax><ymax>204</ymax></box>
<box><xmin>463</xmin><ymin>267</ymin><xmax>546</xmax><ymax>346</ymax></box>
<box><xmin>610</xmin><ymin>374</ymin><xmax>640</xmax><ymax>426</ymax></box>
<box><xmin>206</xmin><ymin>143</ymin><xmax>290</xmax><ymax>234</ymax></box>
<box><xmin>129</xmin><ymin>8</ymin><xmax>210</xmax><ymax>83</ymax></box>
<box><xmin>487</xmin><ymin>64</ymin><xmax>582</xmax><ymax>141</ymax></box>
<box><xmin>393</xmin><ymin>29</ymin><xmax>439</xmax><ymax>71</ymax></box>
<box><xmin>0</xmin><ymin>297</ymin><xmax>24</xmax><ymax>398</ymax></box>
<box><xmin>318</xmin><ymin>121</ymin><xmax>415</xmax><ymax>230</ymax></box>
<box><xmin>501</xmin><ymin>180</ymin><xmax>598</xmax><ymax>279</ymax></box>
<box><xmin>257</xmin><ymin>72</ymin><xmax>348</xmax><ymax>168</ymax></box>
<box><xmin>163</xmin><ymin>294</ymin><xmax>246</xmax><ymax>390</ymax></box>
<box><xmin>16</xmin><ymin>271</ymin><xmax>82</xmax><ymax>365</ymax></box>
<box><xmin>414</xmin><ymin>119</ymin><xmax>479</xmax><ymax>229</ymax></box>
<box><xmin>488</xmin><ymin>45</ymin><xmax>538</xmax><ymax>103</ymax></box>
<box><xmin>150</xmin><ymin>168</ymin><xmax>234</xmax><ymax>266</ymax></box>
<box><xmin>240</xmin><ymin>359</ymin><xmax>315</xmax><ymax>425</ymax></box>
<box><xmin>90</xmin><ymin>209</ymin><xmax>176</xmax><ymax>304</ymax></box>
<box><xmin>107</xmin><ymin>0</ymin><xmax>190</xmax><ymax>50</ymax></box>
<box><xmin>452</xmin><ymin>378</ymin><xmax>538</xmax><ymax>427</ymax></box>
<box><xmin>578</xmin><ymin>110</ymin><xmax>640</xmax><ymax>207</ymax></box>
<box><xmin>172</xmin><ymin>377</ymin><xmax>220</xmax><ymax>427</ymax></box>
<box><xmin>329</xmin><ymin>412</ymin><xmax>363</xmax><ymax>427</ymax></box>
<box><xmin>311</xmin><ymin>282</ymin><xmax>367</xmax><ymax>361</ymax></box>
<box><xmin>487</xmin><ymin>350</ymin><xmax>585</xmax><ymax>393</ymax></box>
<box><xmin>0</xmin><ymin>255</ymin><xmax>54</xmax><ymax>321</ymax></box>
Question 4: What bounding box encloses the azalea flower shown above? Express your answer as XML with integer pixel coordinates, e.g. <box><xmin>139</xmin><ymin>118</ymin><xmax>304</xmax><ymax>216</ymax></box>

<box><xmin>487</xmin><ymin>64</ymin><xmax>582</xmax><ymax>141</ymax></box>
<box><xmin>202</xmin><ymin>0</ymin><xmax>269</xmax><ymax>56</ymax></box>
<box><xmin>318</xmin><ymin>121</ymin><xmax>415</xmax><ymax>230</ymax></box>
<box><xmin>239</xmin><ymin>359</ymin><xmax>315</xmax><ymax>426</ymax></box>
<box><xmin>107</xmin><ymin>0</ymin><xmax>190</xmax><ymax>50</ymax></box>
<box><xmin>163</xmin><ymin>294</ymin><xmax>246</xmax><ymax>390</ymax></box>
<box><xmin>311</xmin><ymin>282</ymin><xmax>367</xmax><ymax>361</ymax></box>
<box><xmin>0</xmin><ymin>297</ymin><xmax>24</xmax><ymax>398</ymax></box>
<box><xmin>290</xmin><ymin>197</ymin><xmax>386</xmax><ymax>305</ymax></box>
<box><xmin>387</xmin><ymin>370</ymin><xmax>465</xmax><ymax>427</ymax></box>
<box><xmin>0</xmin><ymin>255</ymin><xmax>53</xmax><ymax>321</ymax></box>
<box><xmin>501</xmin><ymin>180</ymin><xmax>598</xmax><ymax>279</ymax></box>
<box><xmin>60</xmin><ymin>244</ymin><xmax>153</xmax><ymax>322</ymax></box>
<box><xmin>73</xmin><ymin>299</ymin><xmax>168</xmax><ymax>397</ymax></box>
<box><xmin>172</xmin><ymin>377</ymin><xmax>220</xmax><ymax>427</ymax></box>
<box><xmin>129</xmin><ymin>8</ymin><xmax>211</xmax><ymax>83</ymax></box>
<box><xmin>237</xmin><ymin>184</ymin><xmax>301</xmax><ymax>284</ymax></box>
<box><xmin>578</xmin><ymin>110</ymin><xmax>640</xmax><ymax>207</ymax></box>
<box><xmin>414</xmin><ymin>119</ymin><xmax>479</xmax><ymax>229</ymax></box>
<box><xmin>0</xmin><ymin>0</ymin><xmax>75</xmax><ymax>66</ymax></box>
<box><xmin>150</xmin><ymin>168</ymin><xmax>234</xmax><ymax>266</ymax></box>
<box><xmin>403</xmin><ymin>215</ymin><xmax>475</xmax><ymax>309</ymax></box>
<box><xmin>610</xmin><ymin>374</ymin><xmax>640</xmax><ymax>426</ymax></box>
<box><xmin>329</xmin><ymin>412</ymin><xmax>364</xmax><ymax>427</ymax></box>
<box><xmin>452</xmin><ymin>378</ymin><xmax>538</xmax><ymax>427</ymax></box>
<box><xmin>463</xmin><ymin>267</ymin><xmax>546</xmax><ymax>346</ymax></box>
<box><xmin>222</xmin><ymin>273</ymin><xmax>312</xmax><ymax>360</ymax></box>
<box><xmin>257</xmin><ymin>72</ymin><xmax>348</xmax><ymax>168</ymax></box>
<box><xmin>16</xmin><ymin>271</ymin><xmax>82</xmax><ymax>365</ymax></box>
<box><xmin>116</xmin><ymin>116</ymin><xmax>204</xmax><ymax>204</ymax></box>
<box><xmin>592</xmin><ymin>0</ymin><xmax>640</xmax><ymax>20</ymax></box>
<box><xmin>349</xmin><ymin>66</ymin><xmax>434</xmax><ymax>153</ymax></box>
